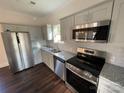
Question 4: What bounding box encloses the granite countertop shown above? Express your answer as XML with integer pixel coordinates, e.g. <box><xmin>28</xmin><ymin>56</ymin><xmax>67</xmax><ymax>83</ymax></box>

<box><xmin>54</xmin><ymin>51</ymin><xmax>76</xmax><ymax>61</ymax></box>
<box><xmin>41</xmin><ymin>47</ymin><xmax>55</xmax><ymax>54</ymax></box>
<box><xmin>42</xmin><ymin>47</ymin><xmax>124</xmax><ymax>87</ymax></box>
<box><xmin>41</xmin><ymin>47</ymin><xmax>76</xmax><ymax>61</ymax></box>
<box><xmin>100</xmin><ymin>63</ymin><xmax>124</xmax><ymax>87</ymax></box>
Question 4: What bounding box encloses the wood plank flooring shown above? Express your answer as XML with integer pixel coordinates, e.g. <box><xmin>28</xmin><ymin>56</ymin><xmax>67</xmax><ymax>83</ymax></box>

<box><xmin>0</xmin><ymin>63</ymin><xmax>72</xmax><ymax>93</ymax></box>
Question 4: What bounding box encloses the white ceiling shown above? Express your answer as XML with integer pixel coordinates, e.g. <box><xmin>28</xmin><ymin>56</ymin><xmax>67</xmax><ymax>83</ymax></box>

<box><xmin>0</xmin><ymin>0</ymin><xmax>74</xmax><ymax>17</ymax></box>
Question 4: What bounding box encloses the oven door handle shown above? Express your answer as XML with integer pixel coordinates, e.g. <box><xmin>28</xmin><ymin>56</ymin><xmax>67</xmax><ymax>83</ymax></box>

<box><xmin>66</xmin><ymin>63</ymin><xmax>98</xmax><ymax>86</ymax></box>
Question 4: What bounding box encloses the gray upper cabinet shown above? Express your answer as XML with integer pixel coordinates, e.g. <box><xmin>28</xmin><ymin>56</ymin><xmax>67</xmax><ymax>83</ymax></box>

<box><xmin>41</xmin><ymin>24</ymin><xmax>53</xmax><ymax>41</ymax></box>
<box><xmin>60</xmin><ymin>16</ymin><xmax>74</xmax><ymax>41</ymax></box>
<box><xmin>2</xmin><ymin>24</ymin><xmax>16</xmax><ymax>31</ymax></box>
<box><xmin>110</xmin><ymin>0</ymin><xmax>124</xmax><ymax>43</ymax></box>
<box><xmin>1</xmin><ymin>24</ymin><xmax>43</xmax><ymax>41</ymax></box>
<box><xmin>60</xmin><ymin>0</ymin><xmax>113</xmax><ymax>42</ymax></box>
<box><xmin>60</xmin><ymin>18</ymin><xmax>66</xmax><ymax>41</ymax></box>
<box><xmin>74</xmin><ymin>0</ymin><xmax>113</xmax><ymax>25</ymax></box>
<box><xmin>75</xmin><ymin>11</ymin><xmax>89</xmax><ymax>25</ymax></box>
<box><xmin>2</xmin><ymin>24</ymin><xmax>28</xmax><ymax>32</ymax></box>
<box><xmin>88</xmin><ymin>0</ymin><xmax>113</xmax><ymax>22</ymax></box>
<box><xmin>28</xmin><ymin>26</ymin><xmax>43</xmax><ymax>41</ymax></box>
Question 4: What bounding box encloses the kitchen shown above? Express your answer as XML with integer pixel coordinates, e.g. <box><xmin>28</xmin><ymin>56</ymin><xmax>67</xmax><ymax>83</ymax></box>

<box><xmin>0</xmin><ymin>0</ymin><xmax>124</xmax><ymax>93</ymax></box>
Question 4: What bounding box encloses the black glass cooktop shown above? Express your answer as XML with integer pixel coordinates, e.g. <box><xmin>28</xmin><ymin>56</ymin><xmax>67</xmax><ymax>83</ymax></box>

<box><xmin>67</xmin><ymin>55</ymin><xmax>105</xmax><ymax>77</ymax></box>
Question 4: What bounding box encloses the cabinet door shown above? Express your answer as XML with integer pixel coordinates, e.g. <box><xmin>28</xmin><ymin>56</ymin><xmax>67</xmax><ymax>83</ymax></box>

<box><xmin>15</xmin><ymin>25</ymin><xmax>28</xmax><ymax>32</ymax></box>
<box><xmin>75</xmin><ymin>11</ymin><xmax>89</xmax><ymax>25</ymax></box>
<box><xmin>97</xmin><ymin>77</ymin><xmax>124</xmax><ymax>93</ymax></box>
<box><xmin>98</xmin><ymin>86</ymin><xmax>114</xmax><ymax>93</ymax></box>
<box><xmin>41</xmin><ymin>50</ymin><xmax>47</xmax><ymax>64</ymax></box>
<box><xmin>2</xmin><ymin>24</ymin><xmax>30</xmax><ymax>32</ymax></box>
<box><xmin>66</xmin><ymin>16</ymin><xmax>75</xmax><ymax>41</ymax></box>
<box><xmin>41</xmin><ymin>25</ymin><xmax>47</xmax><ymax>40</ymax></box>
<box><xmin>41</xmin><ymin>25</ymin><xmax>53</xmax><ymax>40</ymax></box>
<box><xmin>28</xmin><ymin>26</ymin><xmax>43</xmax><ymax>41</ymax></box>
<box><xmin>48</xmin><ymin>53</ymin><xmax>54</xmax><ymax>71</ymax></box>
<box><xmin>89</xmin><ymin>0</ymin><xmax>113</xmax><ymax>22</ymax></box>
<box><xmin>60</xmin><ymin>16</ymin><xmax>74</xmax><ymax>41</ymax></box>
<box><xmin>60</xmin><ymin>18</ymin><xmax>67</xmax><ymax>41</ymax></box>
<box><xmin>110</xmin><ymin>0</ymin><xmax>124</xmax><ymax>43</ymax></box>
<box><xmin>2</xmin><ymin>24</ymin><xmax>18</xmax><ymax>31</ymax></box>
<box><xmin>41</xmin><ymin>50</ymin><xmax>54</xmax><ymax>71</ymax></box>
<box><xmin>41</xmin><ymin>50</ymin><xmax>47</xmax><ymax>65</ymax></box>
<box><xmin>45</xmin><ymin>51</ymin><xmax>50</xmax><ymax>67</ymax></box>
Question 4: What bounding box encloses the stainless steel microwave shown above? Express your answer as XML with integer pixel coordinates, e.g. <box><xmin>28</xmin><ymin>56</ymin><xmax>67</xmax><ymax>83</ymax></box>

<box><xmin>72</xmin><ymin>20</ymin><xmax>111</xmax><ymax>43</ymax></box>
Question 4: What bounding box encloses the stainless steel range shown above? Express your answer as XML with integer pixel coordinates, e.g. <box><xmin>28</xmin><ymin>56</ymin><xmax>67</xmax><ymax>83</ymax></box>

<box><xmin>65</xmin><ymin>48</ymin><xmax>106</xmax><ymax>93</ymax></box>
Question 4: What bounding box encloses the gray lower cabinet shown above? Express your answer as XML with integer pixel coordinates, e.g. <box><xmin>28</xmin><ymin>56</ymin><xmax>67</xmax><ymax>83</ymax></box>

<box><xmin>97</xmin><ymin>77</ymin><xmax>124</xmax><ymax>93</ymax></box>
<box><xmin>41</xmin><ymin>50</ymin><xmax>54</xmax><ymax>71</ymax></box>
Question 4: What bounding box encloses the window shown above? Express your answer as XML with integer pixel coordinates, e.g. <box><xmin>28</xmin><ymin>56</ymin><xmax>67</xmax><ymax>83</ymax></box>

<box><xmin>53</xmin><ymin>24</ymin><xmax>61</xmax><ymax>43</ymax></box>
<box><xmin>47</xmin><ymin>24</ymin><xmax>53</xmax><ymax>40</ymax></box>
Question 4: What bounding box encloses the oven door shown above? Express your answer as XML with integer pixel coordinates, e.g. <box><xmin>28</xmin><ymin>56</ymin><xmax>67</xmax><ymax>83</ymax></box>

<box><xmin>66</xmin><ymin>68</ymin><xmax>97</xmax><ymax>93</ymax></box>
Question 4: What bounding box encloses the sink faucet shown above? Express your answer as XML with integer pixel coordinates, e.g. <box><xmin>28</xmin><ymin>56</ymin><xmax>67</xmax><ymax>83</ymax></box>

<box><xmin>56</xmin><ymin>43</ymin><xmax>60</xmax><ymax>51</ymax></box>
<box><xmin>46</xmin><ymin>40</ymin><xmax>51</xmax><ymax>48</ymax></box>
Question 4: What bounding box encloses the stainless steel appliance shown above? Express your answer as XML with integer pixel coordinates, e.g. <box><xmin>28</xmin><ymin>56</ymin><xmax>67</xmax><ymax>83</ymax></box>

<box><xmin>72</xmin><ymin>20</ymin><xmax>111</xmax><ymax>43</ymax></box>
<box><xmin>1</xmin><ymin>31</ymin><xmax>34</xmax><ymax>73</ymax></box>
<box><xmin>54</xmin><ymin>56</ymin><xmax>65</xmax><ymax>81</ymax></box>
<box><xmin>65</xmin><ymin>48</ymin><xmax>106</xmax><ymax>93</ymax></box>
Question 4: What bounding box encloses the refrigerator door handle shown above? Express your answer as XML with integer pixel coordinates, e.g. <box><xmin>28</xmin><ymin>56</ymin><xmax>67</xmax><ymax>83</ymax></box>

<box><xmin>16</xmin><ymin>33</ymin><xmax>20</xmax><ymax>44</ymax></box>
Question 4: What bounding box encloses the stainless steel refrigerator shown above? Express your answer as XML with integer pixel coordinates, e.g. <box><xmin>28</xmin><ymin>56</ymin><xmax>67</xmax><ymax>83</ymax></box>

<box><xmin>1</xmin><ymin>31</ymin><xmax>34</xmax><ymax>73</ymax></box>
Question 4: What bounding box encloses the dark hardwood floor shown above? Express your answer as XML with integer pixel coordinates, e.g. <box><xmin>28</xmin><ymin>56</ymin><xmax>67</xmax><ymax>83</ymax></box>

<box><xmin>0</xmin><ymin>63</ymin><xmax>72</xmax><ymax>93</ymax></box>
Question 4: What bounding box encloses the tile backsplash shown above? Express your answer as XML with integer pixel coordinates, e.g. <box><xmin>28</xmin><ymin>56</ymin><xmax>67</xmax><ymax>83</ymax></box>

<box><xmin>50</xmin><ymin>41</ymin><xmax>124</xmax><ymax>68</ymax></box>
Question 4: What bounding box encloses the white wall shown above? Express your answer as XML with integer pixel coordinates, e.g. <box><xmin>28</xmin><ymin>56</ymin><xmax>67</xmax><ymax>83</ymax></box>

<box><xmin>0</xmin><ymin>24</ymin><xmax>9</xmax><ymax>68</ymax></box>
<box><xmin>0</xmin><ymin>8</ymin><xmax>43</xmax><ymax>26</ymax></box>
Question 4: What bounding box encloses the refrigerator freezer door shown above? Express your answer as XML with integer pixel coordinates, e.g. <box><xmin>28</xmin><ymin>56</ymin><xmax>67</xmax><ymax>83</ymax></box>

<box><xmin>1</xmin><ymin>32</ymin><xmax>24</xmax><ymax>73</ymax></box>
<box><xmin>18</xmin><ymin>32</ymin><xmax>34</xmax><ymax>69</ymax></box>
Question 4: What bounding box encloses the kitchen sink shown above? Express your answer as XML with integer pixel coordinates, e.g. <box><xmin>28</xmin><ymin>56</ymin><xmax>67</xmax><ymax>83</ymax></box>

<box><xmin>50</xmin><ymin>49</ymin><xmax>61</xmax><ymax>53</ymax></box>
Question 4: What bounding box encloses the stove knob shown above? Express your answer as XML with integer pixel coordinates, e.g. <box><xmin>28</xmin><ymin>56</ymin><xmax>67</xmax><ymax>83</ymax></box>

<box><xmin>84</xmin><ymin>72</ymin><xmax>88</xmax><ymax>76</ymax></box>
<box><xmin>89</xmin><ymin>74</ymin><xmax>93</xmax><ymax>78</ymax></box>
<box><xmin>76</xmin><ymin>68</ymin><xmax>79</xmax><ymax>71</ymax></box>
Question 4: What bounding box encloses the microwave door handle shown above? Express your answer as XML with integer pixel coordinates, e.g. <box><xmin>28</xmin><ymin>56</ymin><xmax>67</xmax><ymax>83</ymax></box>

<box><xmin>85</xmin><ymin>32</ymin><xmax>87</xmax><ymax>40</ymax></box>
<box><xmin>93</xmin><ymin>32</ymin><xmax>97</xmax><ymax>40</ymax></box>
